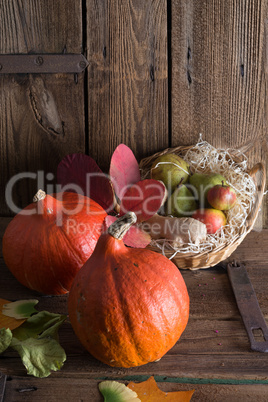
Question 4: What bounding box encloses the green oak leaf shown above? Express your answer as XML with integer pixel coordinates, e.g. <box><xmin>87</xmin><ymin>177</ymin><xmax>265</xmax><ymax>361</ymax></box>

<box><xmin>0</xmin><ymin>327</ymin><xmax>12</xmax><ymax>353</ymax></box>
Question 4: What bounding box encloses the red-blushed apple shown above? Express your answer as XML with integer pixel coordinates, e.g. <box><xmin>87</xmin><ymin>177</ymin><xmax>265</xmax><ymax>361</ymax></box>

<box><xmin>207</xmin><ymin>182</ymin><xmax>237</xmax><ymax>210</ymax></box>
<box><xmin>192</xmin><ymin>208</ymin><xmax>226</xmax><ymax>234</ymax></box>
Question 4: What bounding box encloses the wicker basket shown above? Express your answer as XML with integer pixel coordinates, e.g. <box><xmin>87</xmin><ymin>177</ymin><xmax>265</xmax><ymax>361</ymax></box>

<box><xmin>139</xmin><ymin>145</ymin><xmax>266</xmax><ymax>270</ymax></box>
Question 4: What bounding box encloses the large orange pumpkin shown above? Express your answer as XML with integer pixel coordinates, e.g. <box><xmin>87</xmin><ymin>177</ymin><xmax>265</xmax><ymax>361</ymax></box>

<box><xmin>2</xmin><ymin>190</ymin><xmax>107</xmax><ymax>295</ymax></box>
<box><xmin>68</xmin><ymin>212</ymin><xmax>189</xmax><ymax>368</ymax></box>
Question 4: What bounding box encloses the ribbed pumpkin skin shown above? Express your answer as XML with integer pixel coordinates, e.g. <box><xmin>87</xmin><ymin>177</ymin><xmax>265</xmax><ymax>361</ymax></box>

<box><xmin>2</xmin><ymin>192</ymin><xmax>107</xmax><ymax>295</ymax></box>
<box><xmin>68</xmin><ymin>234</ymin><xmax>189</xmax><ymax>368</ymax></box>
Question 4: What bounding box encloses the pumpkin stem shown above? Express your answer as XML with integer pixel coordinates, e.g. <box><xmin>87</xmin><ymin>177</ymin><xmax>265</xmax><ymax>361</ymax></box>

<box><xmin>33</xmin><ymin>189</ymin><xmax>46</xmax><ymax>203</ymax></box>
<box><xmin>108</xmin><ymin>212</ymin><xmax>137</xmax><ymax>240</ymax></box>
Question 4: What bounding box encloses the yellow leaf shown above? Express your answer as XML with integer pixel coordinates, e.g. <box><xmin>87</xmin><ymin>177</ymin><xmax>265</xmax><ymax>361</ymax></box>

<box><xmin>0</xmin><ymin>298</ymin><xmax>26</xmax><ymax>330</ymax></box>
<box><xmin>127</xmin><ymin>376</ymin><xmax>194</xmax><ymax>402</ymax></box>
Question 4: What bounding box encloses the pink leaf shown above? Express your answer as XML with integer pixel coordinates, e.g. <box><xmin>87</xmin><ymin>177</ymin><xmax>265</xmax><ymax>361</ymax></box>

<box><xmin>119</xmin><ymin>179</ymin><xmax>167</xmax><ymax>222</ymax></box>
<box><xmin>103</xmin><ymin>215</ymin><xmax>118</xmax><ymax>232</ymax></box>
<box><xmin>57</xmin><ymin>153</ymin><xmax>115</xmax><ymax>212</ymax></box>
<box><xmin>104</xmin><ymin>216</ymin><xmax>151</xmax><ymax>248</ymax></box>
<box><xmin>123</xmin><ymin>226</ymin><xmax>151</xmax><ymax>248</ymax></box>
<box><xmin>109</xmin><ymin>144</ymin><xmax>141</xmax><ymax>200</ymax></box>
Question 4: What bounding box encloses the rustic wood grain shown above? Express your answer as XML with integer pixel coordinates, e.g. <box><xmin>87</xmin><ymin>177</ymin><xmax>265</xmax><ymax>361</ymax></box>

<box><xmin>86</xmin><ymin>0</ymin><xmax>168</xmax><ymax>172</ymax></box>
<box><xmin>1</xmin><ymin>2</ymin><xmax>268</xmax><ymax>399</ymax></box>
<box><xmin>0</xmin><ymin>373</ymin><xmax>6</xmax><ymax>402</ymax></box>
<box><xmin>0</xmin><ymin>0</ymin><xmax>85</xmax><ymax>216</ymax></box>
<box><xmin>1</xmin><ymin>219</ymin><xmax>268</xmax><ymax>321</ymax></box>
<box><xmin>171</xmin><ymin>0</ymin><xmax>268</xmax><ymax>227</ymax></box>
<box><xmin>1</xmin><ymin>217</ymin><xmax>268</xmax><ymax>381</ymax></box>
<box><xmin>3</xmin><ymin>377</ymin><xmax>268</xmax><ymax>402</ymax></box>
<box><xmin>2</xmin><ymin>342</ymin><xmax>268</xmax><ymax>380</ymax></box>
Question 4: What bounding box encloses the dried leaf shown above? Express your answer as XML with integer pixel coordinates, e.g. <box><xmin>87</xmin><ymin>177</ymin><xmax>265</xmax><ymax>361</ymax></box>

<box><xmin>57</xmin><ymin>153</ymin><xmax>115</xmax><ymax>212</ymax></box>
<box><xmin>99</xmin><ymin>380</ymin><xmax>140</xmax><ymax>401</ymax></box>
<box><xmin>0</xmin><ymin>299</ymin><xmax>67</xmax><ymax>378</ymax></box>
<box><xmin>2</xmin><ymin>299</ymin><xmax>38</xmax><ymax>319</ymax></box>
<box><xmin>123</xmin><ymin>225</ymin><xmax>151</xmax><ymax>248</ymax></box>
<box><xmin>11</xmin><ymin>311</ymin><xmax>67</xmax><ymax>378</ymax></box>
<box><xmin>127</xmin><ymin>376</ymin><xmax>195</xmax><ymax>402</ymax></box>
<box><xmin>0</xmin><ymin>298</ymin><xmax>26</xmax><ymax>331</ymax></box>
<box><xmin>109</xmin><ymin>144</ymin><xmax>141</xmax><ymax>200</ymax></box>
<box><xmin>104</xmin><ymin>216</ymin><xmax>151</xmax><ymax>248</ymax></box>
<box><xmin>119</xmin><ymin>180</ymin><xmax>167</xmax><ymax>222</ymax></box>
<box><xmin>0</xmin><ymin>328</ymin><xmax>12</xmax><ymax>353</ymax></box>
<box><xmin>11</xmin><ymin>336</ymin><xmax>66</xmax><ymax>378</ymax></box>
<box><xmin>103</xmin><ymin>215</ymin><xmax>117</xmax><ymax>232</ymax></box>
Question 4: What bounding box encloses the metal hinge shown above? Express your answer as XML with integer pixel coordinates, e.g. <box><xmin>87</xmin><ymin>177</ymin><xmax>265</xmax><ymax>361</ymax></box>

<box><xmin>0</xmin><ymin>53</ymin><xmax>88</xmax><ymax>74</ymax></box>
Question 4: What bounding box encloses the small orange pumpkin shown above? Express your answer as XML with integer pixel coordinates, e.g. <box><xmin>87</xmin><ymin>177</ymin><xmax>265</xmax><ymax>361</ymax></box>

<box><xmin>2</xmin><ymin>190</ymin><xmax>107</xmax><ymax>295</ymax></box>
<box><xmin>68</xmin><ymin>212</ymin><xmax>189</xmax><ymax>368</ymax></box>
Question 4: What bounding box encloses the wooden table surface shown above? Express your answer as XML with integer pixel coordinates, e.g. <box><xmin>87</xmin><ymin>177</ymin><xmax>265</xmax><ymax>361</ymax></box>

<box><xmin>1</xmin><ymin>217</ymin><xmax>268</xmax><ymax>401</ymax></box>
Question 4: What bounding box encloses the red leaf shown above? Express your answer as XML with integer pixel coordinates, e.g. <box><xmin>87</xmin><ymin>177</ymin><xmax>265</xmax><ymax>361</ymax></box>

<box><xmin>123</xmin><ymin>226</ymin><xmax>151</xmax><ymax>248</ymax></box>
<box><xmin>119</xmin><ymin>180</ymin><xmax>167</xmax><ymax>222</ymax></box>
<box><xmin>103</xmin><ymin>215</ymin><xmax>118</xmax><ymax>232</ymax></box>
<box><xmin>109</xmin><ymin>144</ymin><xmax>141</xmax><ymax>200</ymax></box>
<box><xmin>104</xmin><ymin>216</ymin><xmax>151</xmax><ymax>248</ymax></box>
<box><xmin>57</xmin><ymin>154</ymin><xmax>115</xmax><ymax>212</ymax></box>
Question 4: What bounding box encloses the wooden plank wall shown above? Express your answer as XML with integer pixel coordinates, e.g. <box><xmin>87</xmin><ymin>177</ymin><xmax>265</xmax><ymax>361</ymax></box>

<box><xmin>86</xmin><ymin>0</ymin><xmax>169</xmax><ymax>172</ymax></box>
<box><xmin>0</xmin><ymin>0</ymin><xmax>85</xmax><ymax>215</ymax></box>
<box><xmin>171</xmin><ymin>0</ymin><xmax>268</xmax><ymax>227</ymax></box>
<box><xmin>0</xmin><ymin>0</ymin><xmax>267</xmax><ymax>225</ymax></box>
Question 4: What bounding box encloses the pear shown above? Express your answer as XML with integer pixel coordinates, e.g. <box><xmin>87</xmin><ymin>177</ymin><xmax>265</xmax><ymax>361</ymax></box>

<box><xmin>151</xmin><ymin>154</ymin><xmax>190</xmax><ymax>193</ymax></box>
<box><xmin>189</xmin><ymin>172</ymin><xmax>227</xmax><ymax>208</ymax></box>
<box><xmin>166</xmin><ymin>183</ymin><xmax>197</xmax><ymax>217</ymax></box>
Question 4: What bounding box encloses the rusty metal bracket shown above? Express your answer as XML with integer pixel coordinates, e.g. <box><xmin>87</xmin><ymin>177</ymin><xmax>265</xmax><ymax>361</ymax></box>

<box><xmin>227</xmin><ymin>261</ymin><xmax>268</xmax><ymax>353</ymax></box>
<box><xmin>0</xmin><ymin>54</ymin><xmax>88</xmax><ymax>74</ymax></box>
<box><xmin>0</xmin><ymin>373</ymin><xmax>7</xmax><ymax>402</ymax></box>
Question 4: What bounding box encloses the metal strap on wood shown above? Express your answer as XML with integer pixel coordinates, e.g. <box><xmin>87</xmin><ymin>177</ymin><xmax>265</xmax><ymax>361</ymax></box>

<box><xmin>0</xmin><ymin>373</ymin><xmax>7</xmax><ymax>402</ymax></box>
<box><xmin>0</xmin><ymin>54</ymin><xmax>88</xmax><ymax>74</ymax></box>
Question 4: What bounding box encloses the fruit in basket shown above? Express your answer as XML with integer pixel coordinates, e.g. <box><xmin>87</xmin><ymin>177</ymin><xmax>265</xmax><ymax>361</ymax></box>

<box><xmin>192</xmin><ymin>208</ymin><xmax>226</xmax><ymax>234</ymax></box>
<box><xmin>165</xmin><ymin>183</ymin><xmax>197</xmax><ymax>217</ymax></box>
<box><xmin>68</xmin><ymin>212</ymin><xmax>189</xmax><ymax>368</ymax></box>
<box><xmin>207</xmin><ymin>182</ymin><xmax>237</xmax><ymax>210</ymax></box>
<box><xmin>189</xmin><ymin>173</ymin><xmax>227</xmax><ymax>207</ymax></box>
<box><xmin>2</xmin><ymin>190</ymin><xmax>107</xmax><ymax>295</ymax></box>
<box><xmin>151</xmin><ymin>154</ymin><xmax>190</xmax><ymax>192</ymax></box>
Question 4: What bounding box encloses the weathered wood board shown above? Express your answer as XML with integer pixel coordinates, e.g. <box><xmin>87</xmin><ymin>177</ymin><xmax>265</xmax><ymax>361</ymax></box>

<box><xmin>86</xmin><ymin>0</ymin><xmax>169</xmax><ymax>172</ymax></box>
<box><xmin>0</xmin><ymin>0</ymin><xmax>267</xmax><ymax>225</ymax></box>
<box><xmin>0</xmin><ymin>0</ymin><xmax>85</xmax><ymax>215</ymax></box>
<box><xmin>171</xmin><ymin>0</ymin><xmax>268</xmax><ymax>226</ymax></box>
<box><xmin>0</xmin><ymin>1</ymin><xmax>268</xmax><ymax>400</ymax></box>
<box><xmin>3</xmin><ymin>376</ymin><xmax>268</xmax><ymax>402</ymax></box>
<box><xmin>1</xmin><ymin>218</ymin><xmax>268</xmax><ymax>385</ymax></box>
